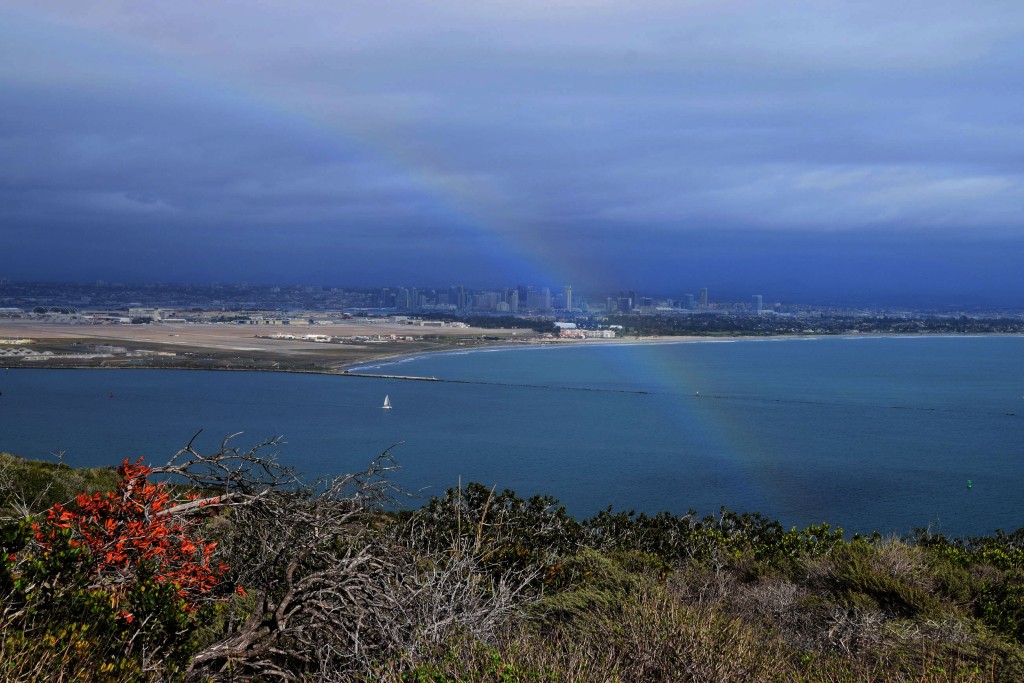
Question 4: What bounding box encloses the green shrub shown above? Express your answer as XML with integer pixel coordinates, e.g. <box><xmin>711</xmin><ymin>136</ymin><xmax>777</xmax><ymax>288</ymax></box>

<box><xmin>0</xmin><ymin>452</ymin><xmax>118</xmax><ymax>516</ymax></box>
<box><xmin>822</xmin><ymin>540</ymin><xmax>941</xmax><ymax>618</ymax></box>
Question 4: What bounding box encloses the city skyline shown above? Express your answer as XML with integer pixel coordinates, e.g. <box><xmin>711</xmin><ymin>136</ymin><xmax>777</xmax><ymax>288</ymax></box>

<box><xmin>2</xmin><ymin>2</ymin><xmax>1023</xmax><ymax>306</ymax></box>
<box><xmin>7</xmin><ymin>278</ymin><xmax>1022</xmax><ymax>315</ymax></box>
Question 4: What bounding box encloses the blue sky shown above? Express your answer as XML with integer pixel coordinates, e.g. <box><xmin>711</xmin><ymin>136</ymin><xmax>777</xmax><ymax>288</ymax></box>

<box><xmin>1</xmin><ymin>1</ymin><xmax>1023</xmax><ymax>305</ymax></box>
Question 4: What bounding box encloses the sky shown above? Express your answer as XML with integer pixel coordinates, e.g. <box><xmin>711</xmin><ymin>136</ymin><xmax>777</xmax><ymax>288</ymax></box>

<box><xmin>1</xmin><ymin>1</ymin><xmax>1023</xmax><ymax>306</ymax></box>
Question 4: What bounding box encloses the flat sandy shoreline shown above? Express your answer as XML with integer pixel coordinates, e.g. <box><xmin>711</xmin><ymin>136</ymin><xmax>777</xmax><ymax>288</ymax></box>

<box><xmin>2</xmin><ymin>319</ymin><xmax>1017</xmax><ymax>377</ymax></box>
<box><xmin>341</xmin><ymin>334</ymin><xmax>738</xmax><ymax>372</ymax></box>
<box><xmin>345</xmin><ymin>331</ymin><xmax>1024</xmax><ymax>374</ymax></box>
<box><xmin>0</xmin><ymin>318</ymin><xmax>714</xmax><ymax>376</ymax></box>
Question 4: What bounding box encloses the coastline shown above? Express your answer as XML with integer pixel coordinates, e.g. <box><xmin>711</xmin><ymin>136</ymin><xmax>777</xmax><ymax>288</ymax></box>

<box><xmin>2</xmin><ymin>325</ymin><xmax>1021</xmax><ymax>379</ymax></box>
<box><xmin>341</xmin><ymin>331</ymin><xmax>1024</xmax><ymax>375</ymax></box>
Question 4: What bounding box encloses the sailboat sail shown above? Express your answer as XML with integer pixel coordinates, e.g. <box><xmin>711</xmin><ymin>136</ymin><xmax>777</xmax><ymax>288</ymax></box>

<box><xmin>382</xmin><ymin>395</ymin><xmax>392</xmax><ymax>409</ymax></box>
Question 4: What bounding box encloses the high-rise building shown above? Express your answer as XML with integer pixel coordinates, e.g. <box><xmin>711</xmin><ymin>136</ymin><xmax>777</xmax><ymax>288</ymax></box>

<box><xmin>541</xmin><ymin>287</ymin><xmax>551</xmax><ymax>311</ymax></box>
<box><xmin>684</xmin><ymin>294</ymin><xmax>695</xmax><ymax>310</ymax></box>
<box><xmin>699</xmin><ymin>288</ymin><xmax>708</xmax><ymax>307</ymax></box>
<box><xmin>563</xmin><ymin>285</ymin><xmax>572</xmax><ymax>312</ymax></box>
<box><xmin>474</xmin><ymin>291</ymin><xmax>499</xmax><ymax>311</ymax></box>
<box><xmin>752</xmin><ymin>294</ymin><xmax>763</xmax><ymax>314</ymax></box>
<box><xmin>509</xmin><ymin>290</ymin><xmax>519</xmax><ymax>313</ymax></box>
<box><xmin>526</xmin><ymin>288</ymin><xmax>542</xmax><ymax>311</ymax></box>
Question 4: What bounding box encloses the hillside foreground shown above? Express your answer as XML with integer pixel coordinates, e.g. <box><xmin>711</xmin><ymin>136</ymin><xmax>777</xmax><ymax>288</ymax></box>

<box><xmin>1</xmin><ymin>442</ymin><xmax>1023</xmax><ymax>682</ymax></box>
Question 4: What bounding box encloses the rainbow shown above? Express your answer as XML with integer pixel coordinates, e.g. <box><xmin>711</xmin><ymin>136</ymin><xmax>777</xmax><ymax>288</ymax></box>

<box><xmin>9</xmin><ymin>8</ymin><xmax>584</xmax><ymax>287</ymax></box>
<box><xmin>8</xmin><ymin>10</ymin><xmax>806</xmax><ymax>518</ymax></box>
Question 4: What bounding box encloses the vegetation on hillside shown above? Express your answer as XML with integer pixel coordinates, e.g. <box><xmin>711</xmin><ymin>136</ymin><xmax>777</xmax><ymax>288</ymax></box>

<box><xmin>1</xmin><ymin>444</ymin><xmax>1023</xmax><ymax>682</ymax></box>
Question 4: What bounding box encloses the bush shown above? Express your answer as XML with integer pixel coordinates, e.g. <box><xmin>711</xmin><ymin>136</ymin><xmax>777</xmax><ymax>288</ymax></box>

<box><xmin>0</xmin><ymin>451</ymin><xmax>118</xmax><ymax>517</ymax></box>
<box><xmin>406</xmin><ymin>483</ymin><xmax>584</xmax><ymax>578</ymax></box>
<box><xmin>0</xmin><ymin>458</ymin><xmax>236</xmax><ymax>679</ymax></box>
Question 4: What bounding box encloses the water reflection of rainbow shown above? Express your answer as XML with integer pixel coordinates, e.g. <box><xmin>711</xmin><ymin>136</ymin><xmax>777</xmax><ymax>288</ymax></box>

<box><xmin>400</xmin><ymin>339</ymin><xmax>802</xmax><ymax>521</ymax></box>
<box><xmin>583</xmin><ymin>340</ymin><xmax>782</xmax><ymax>519</ymax></box>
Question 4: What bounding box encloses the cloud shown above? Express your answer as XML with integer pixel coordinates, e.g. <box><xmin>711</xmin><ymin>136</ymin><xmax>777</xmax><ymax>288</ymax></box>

<box><xmin>1</xmin><ymin>1</ymin><xmax>1023</xmax><ymax>298</ymax></box>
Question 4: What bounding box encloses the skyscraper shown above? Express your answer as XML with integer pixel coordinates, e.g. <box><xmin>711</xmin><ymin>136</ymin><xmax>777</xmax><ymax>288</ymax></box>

<box><xmin>752</xmin><ymin>294</ymin><xmax>763</xmax><ymax>314</ymax></box>
<box><xmin>526</xmin><ymin>288</ymin><xmax>541</xmax><ymax>311</ymax></box>
<box><xmin>563</xmin><ymin>285</ymin><xmax>572</xmax><ymax>312</ymax></box>
<box><xmin>699</xmin><ymin>288</ymin><xmax>708</xmax><ymax>308</ymax></box>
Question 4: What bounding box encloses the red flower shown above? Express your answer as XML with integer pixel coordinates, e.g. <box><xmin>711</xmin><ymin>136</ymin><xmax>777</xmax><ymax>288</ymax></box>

<box><xmin>31</xmin><ymin>457</ymin><xmax>230</xmax><ymax>613</ymax></box>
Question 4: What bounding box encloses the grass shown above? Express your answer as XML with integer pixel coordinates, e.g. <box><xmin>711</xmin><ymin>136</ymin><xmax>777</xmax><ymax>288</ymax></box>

<box><xmin>0</xmin><ymin>451</ymin><xmax>118</xmax><ymax>517</ymax></box>
<box><xmin>2</xmin><ymin>453</ymin><xmax>1024</xmax><ymax>681</ymax></box>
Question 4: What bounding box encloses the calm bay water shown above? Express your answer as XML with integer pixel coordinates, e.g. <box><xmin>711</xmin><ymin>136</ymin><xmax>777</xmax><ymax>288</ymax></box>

<box><xmin>1</xmin><ymin>336</ymin><xmax>1022</xmax><ymax>536</ymax></box>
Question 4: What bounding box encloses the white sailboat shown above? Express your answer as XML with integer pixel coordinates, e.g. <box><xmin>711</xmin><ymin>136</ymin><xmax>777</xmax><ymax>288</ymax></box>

<box><xmin>382</xmin><ymin>395</ymin><xmax>392</xmax><ymax>409</ymax></box>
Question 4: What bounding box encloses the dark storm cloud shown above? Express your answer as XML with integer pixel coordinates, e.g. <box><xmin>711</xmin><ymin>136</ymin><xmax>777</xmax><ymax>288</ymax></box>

<box><xmin>1</xmin><ymin>1</ymin><xmax>1023</xmax><ymax>300</ymax></box>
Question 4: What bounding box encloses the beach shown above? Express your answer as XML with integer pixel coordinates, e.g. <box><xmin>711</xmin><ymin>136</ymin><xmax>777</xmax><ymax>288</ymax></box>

<box><xmin>0</xmin><ymin>319</ymin><xmax>716</xmax><ymax>375</ymax></box>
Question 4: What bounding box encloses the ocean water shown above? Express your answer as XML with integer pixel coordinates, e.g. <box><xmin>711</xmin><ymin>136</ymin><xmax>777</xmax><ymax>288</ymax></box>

<box><xmin>1</xmin><ymin>336</ymin><xmax>1021</xmax><ymax>537</ymax></box>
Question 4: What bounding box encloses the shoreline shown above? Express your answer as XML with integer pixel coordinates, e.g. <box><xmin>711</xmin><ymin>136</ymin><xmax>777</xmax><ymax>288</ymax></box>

<box><xmin>341</xmin><ymin>331</ymin><xmax>1024</xmax><ymax>374</ymax></box>
<box><xmin>4</xmin><ymin>331</ymin><xmax>1019</xmax><ymax>380</ymax></box>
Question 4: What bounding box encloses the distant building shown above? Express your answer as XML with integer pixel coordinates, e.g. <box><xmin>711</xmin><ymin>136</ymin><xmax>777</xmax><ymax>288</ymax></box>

<box><xmin>699</xmin><ymin>288</ymin><xmax>708</xmax><ymax>307</ymax></box>
<box><xmin>752</xmin><ymin>294</ymin><xmax>763</xmax><ymax>314</ymax></box>
<box><xmin>473</xmin><ymin>291</ymin><xmax>499</xmax><ymax>311</ymax></box>
<box><xmin>582</xmin><ymin>329</ymin><xmax>616</xmax><ymax>339</ymax></box>
<box><xmin>526</xmin><ymin>288</ymin><xmax>551</xmax><ymax>311</ymax></box>
<box><xmin>128</xmin><ymin>307</ymin><xmax>164</xmax><ymax>320</ymax></box>
<box><xmin>563</xmin><ymin>285</ymin><xmax>573</xmax><ymax>312</ymax></box>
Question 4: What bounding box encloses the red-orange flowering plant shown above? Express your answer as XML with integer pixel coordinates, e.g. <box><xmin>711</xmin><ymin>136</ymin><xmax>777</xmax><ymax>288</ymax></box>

<box><xmin>2</xmin><ymin>457</ymin><xmax>239</xmax><ymax>675</ymax></box>
<box><xmin>31</xmin><ymin>458</ymin><xmax>228</xmax><ymax>614</ymax></box>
